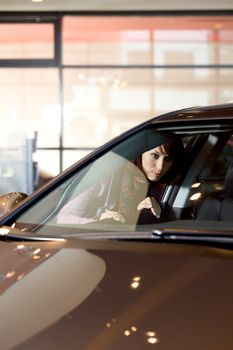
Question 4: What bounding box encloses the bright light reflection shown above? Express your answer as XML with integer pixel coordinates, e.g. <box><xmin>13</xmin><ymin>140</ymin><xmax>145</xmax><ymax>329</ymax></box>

<box><xmin>131</xmin><ymin>326</ymin><xmax>138</xmax><ymax>332</ymax></box>
<box><xmin>131</xmin><ymin>281</ymin><xmax>140</xmax><ymax>289</ymax></box>
<box><xmin>133</xmin><ymin>276</ymin><xmax>141</xmax><ymax>282</ymax></box>
<box><xmin>32</xmin><ymin>255</ymin><xmax>41</xmax><ymax>260</ymax></box>
<box><xmin>17</xmin><ymin>274</ymin><xmax>24</xmax><ymax>281</ymax></box>
<box><xmin>6</xmin><ymin>271</ymin><xmax>16</xmax><ymax>278</ymax></box>
<box><xmin>0</xmin><ymin>228</ymin><xmax>10</xmax><ymax>235</ymax></box>
<box><xmin>78</xmin><ymin>73</ymin><xmax>85</xmax><ymax>80</ymax></box>
<box><xmin>190</xmin><ymin>192</ymin><xmax>202</xmax><ymax>201</ymax></box>
<box><xmin>191</xmin><ymin>182</ymin><xmax>201</xmax><ymax>188</ymax></box>
<box><xmin>131</xmin><ymin>276</ymin><xmax>141</xmax><ymax>289</ymax></box>
<box><xmin>106</xmin><ymin>317</ymin><xmax>117</xmax><ymax>328</ymax></box>
<box><xmin>146</xmin><ymin>331</ymin><xmax>156</xmax><ymax>337</ymax></box>
<box><xmin>33</xmin><ymin>248</ymin><xmax>41</xmax><ymax>255</ymax></box>
<box><xmin>16</xmin><ymin>245</ymin><xmax>42</xmax><ymax>258</ymax></box>
<box><xmin>147</xmin><ymin>337</ymin><xmax>158</xmax><ymax>344</ymax></box>
<box><xmin>124</xmin><ymin>330</ymin><xmax>131</xmax><ymax>336</ymax></box>
<box><xmin>16</xmin><ymin>244</ymin><xmax>25</xmax><ymax>250</ymax></box>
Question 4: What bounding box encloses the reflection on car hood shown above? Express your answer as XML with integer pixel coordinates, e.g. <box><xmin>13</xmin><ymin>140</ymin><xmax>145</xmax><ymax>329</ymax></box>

<box><xmin>0</xmin><ymin>239</ymin><xmax>106</xmax><ymax>350</ymax></box>
<box><xmin>0</xmin><ymin>236</ymin><xmax>232</xmax><ymax>349</ymax></box>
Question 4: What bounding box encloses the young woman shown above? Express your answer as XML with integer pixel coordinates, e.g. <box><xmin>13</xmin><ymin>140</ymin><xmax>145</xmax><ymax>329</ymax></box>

<box><xmin>57</xmin><ymin>136</ymin><xmax>185</xmax><ymax>226</ymax></box>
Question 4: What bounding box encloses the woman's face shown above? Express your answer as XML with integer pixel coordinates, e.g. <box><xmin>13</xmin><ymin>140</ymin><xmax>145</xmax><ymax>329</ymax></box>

<box><xmin>141</xmin><ymin>145</ymin><xmax>173</xmax><ymax>181</ymax></box>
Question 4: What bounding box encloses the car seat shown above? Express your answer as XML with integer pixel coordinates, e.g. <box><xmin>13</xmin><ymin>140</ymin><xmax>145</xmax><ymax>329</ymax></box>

<box><xmin>196</xmin><ymin>161</ymin><xmax>233</xmax><ymax>221</ymax></box>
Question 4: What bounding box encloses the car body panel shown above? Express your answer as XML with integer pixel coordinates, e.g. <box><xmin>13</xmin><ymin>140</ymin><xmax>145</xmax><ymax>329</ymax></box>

<box><xmin>0</xmin><ymin>238</ymin><xmax>232</xmax><ymax>349</ymax></box>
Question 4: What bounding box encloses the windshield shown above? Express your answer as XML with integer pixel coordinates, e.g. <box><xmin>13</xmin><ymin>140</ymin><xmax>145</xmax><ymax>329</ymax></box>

<box><xmin>13</xmin><ymin>126</ymin><xmax>233</xmax><ymax>238</ymax></box>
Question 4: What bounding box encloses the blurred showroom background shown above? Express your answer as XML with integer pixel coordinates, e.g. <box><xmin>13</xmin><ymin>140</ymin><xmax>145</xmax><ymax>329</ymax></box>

<box><xmin>0</xmin><ymin>1</ymin><xmax>233</xmax><ymax>194</ymax></box>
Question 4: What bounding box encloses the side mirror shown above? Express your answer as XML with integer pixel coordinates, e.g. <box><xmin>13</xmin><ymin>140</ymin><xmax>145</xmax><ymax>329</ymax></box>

<box><xmin>0</xmin><ymin>192</ymin><xmax>28</xmax><ymax>216</ymax></box>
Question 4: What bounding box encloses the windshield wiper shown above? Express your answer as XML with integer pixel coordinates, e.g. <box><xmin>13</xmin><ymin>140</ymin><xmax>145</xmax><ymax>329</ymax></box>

<box><xmin>152</xmin><ymin>228</ymin><xmax>233</xmax><ymax>249</ymax></box>
<box><xmin>0</xmin><ymin>226</ymin><xmax>65</xmax><ymax>242</ymax></box>
<box><xmin>1</xmin><ymin>224</ymin><xmax>233</xmax><ymax>250</ymax></box>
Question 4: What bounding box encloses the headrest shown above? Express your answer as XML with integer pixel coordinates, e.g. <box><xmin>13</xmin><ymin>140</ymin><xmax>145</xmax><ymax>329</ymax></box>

<box><xmin>224</xmin><ymin>162</ymin><xmax>233</xmax><ymax>198</ymax></box>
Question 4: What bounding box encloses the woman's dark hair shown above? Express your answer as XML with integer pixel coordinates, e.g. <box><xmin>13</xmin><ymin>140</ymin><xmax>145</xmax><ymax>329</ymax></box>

<box><xmin>133</xmin><ymin>137</ymin><xmax>186</xmax><ymax>184</ymax></box>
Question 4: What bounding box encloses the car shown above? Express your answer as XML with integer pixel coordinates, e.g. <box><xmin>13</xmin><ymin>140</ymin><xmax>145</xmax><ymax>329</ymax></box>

<box><xmin>0</xmin><ymin>103</ymin><xmax>233</xmax><ymax>350</ymax></box>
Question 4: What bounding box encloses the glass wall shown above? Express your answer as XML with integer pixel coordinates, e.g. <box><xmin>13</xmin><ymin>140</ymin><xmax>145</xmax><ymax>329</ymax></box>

<box><xmin>0</xmin><ymin>22</ymin><xmax>54</xmax><ymax>59</ymax></box>
<box><xmin>62</xmin><ymin>15</ymin><xmax>233</xmax><ymax>169</ymax></box>
<box><xmin>62</xmin><ymin>16</ymin><xmax>233</xmax><ymax>66</ymax></box>
<box><xmin>0</xmin><ymin>14</ymin><xmax>233</xmax><ymax>188</ymax></box>
<box><xmin>0</xmin><ymin>18</ymin><xmax>59</xmax><ymax>192</ymax></box>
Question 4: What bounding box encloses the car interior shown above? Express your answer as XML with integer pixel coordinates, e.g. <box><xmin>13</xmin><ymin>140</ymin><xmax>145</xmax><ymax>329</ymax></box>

<box><xmin>165</xmin><ymin>131</ymin><xmax>233</xmax><ymax>222</ymax></box>
<box><xmin>196</xmin><ymin>160</ymin><xmax>233</xmax><ymax>221</ymax></box>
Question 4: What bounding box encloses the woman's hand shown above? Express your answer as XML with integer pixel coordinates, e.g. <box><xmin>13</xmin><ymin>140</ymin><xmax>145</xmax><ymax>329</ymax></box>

<box><xmin>99</xmin><ymin>210</ymin><xmax>126</xmax><ymax>223</ymax></box>
<box><xmin>137</xmin><ymin>197</ymin><xmax>161</xmax><ymax>218</ymax></box>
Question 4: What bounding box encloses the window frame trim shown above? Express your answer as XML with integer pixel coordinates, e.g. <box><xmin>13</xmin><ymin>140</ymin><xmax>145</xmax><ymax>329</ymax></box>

<box><xmin>0</xmin><ymin>15</ymin><xmax>61</xmax><ymax>67</ymax></box>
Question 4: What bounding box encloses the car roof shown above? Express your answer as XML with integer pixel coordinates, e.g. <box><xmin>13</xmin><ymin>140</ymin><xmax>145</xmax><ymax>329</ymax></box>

<box><xmin>151</xmin><ymin>103</ymin><xmax>233</xmax><ymax>124</ymax></box>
